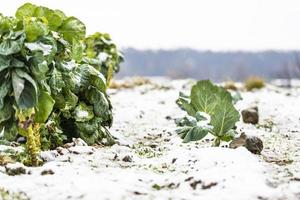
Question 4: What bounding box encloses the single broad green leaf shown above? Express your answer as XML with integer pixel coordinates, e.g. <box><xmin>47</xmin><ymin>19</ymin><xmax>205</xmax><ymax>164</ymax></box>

<box><xmin>30</xmin><ymin>59</ymin><xmax>49</xmax><ymax>80</ymax></box>
<box><xmin>73</xmin><ymin>102</ymin><xmax>94</xmax><ymax>122</ymax></box>
<box><xmin>16</xmin><ymin>81</ymin><xmax>37</xmax><ymax>109</ymax></box>
<box><xmin>25</xmin><ymin>41</ymin><xmax>53</xmax><ymax>56</ymax></box>
<box><xmin>0</xmin><ymin>100</ymin><xmax>13</xmax><ymax>123</ymax></box>
<box><xmin>11</xmin><ymin>58</ymin><xmax>25</xmax><ymax>68</ymax></box>
<box><xmin>210</xmin><ymin>99</ymin><xmax>240</xmax><ymax>137</ymax></box>
<box><xmin>35</xmin><ymin>91</ymin><xmax>55</xmax><ymax>123</ymax></box>
<box><xmin>12</xmin><ymin>70</ymin><xmax>25</xmax><ymax>103</ymax></box>
<box><xmin>15</xmin><ymin>68</ymin><xmax>38</xmax><ymax>94</ymax></box>
<box><xmin>1</xmin><ymin>121</ymin><xmax>18</xmax><ymax>141</ymax></box>
<box><xmin>75</xmin><ymin>118</ymin><xmax>99</xmax><ymax>135</ymax></box>
<box><xmin>49</xmin><ymin>68</ymin><xmax>64</xmax><ymax>93</ymax></box>
<box><xmin>71</xmin><ymin>40</ymin><xmax>84</xmax><ymax>62</ymax></box>
<box><xmin>63</xmin><ymin>90</ymin><xmax>78</xmax><ymax>111</ymax></box>
<box><xmin>75</xmin><ymin>64</ymin><xmax>106</xmax><ymax>92</ymax></box>
<box><xmin>0</xmin><ymin>15</ymin><xmax>16</xmax><ymax>35</ymax></box>
<box><xmin>176</xmin><ymin>92</ymin><xmax>196</xmax><ymax>116</ymax></box>
<box><xmin>176</xmin><ymin>126</ymin><xmax>209</xmax><ymax>143</ymax></box>
<box><xmin>0</xmin><ymin>79</ymin><xmax>11</xmax><ymax>109</ymax></box>
<box><xmin>12</xmin><ymin>69</ymin><xmax>38</xmax><ymax>109</ymax></box>
<box><xmin>34</xmin><ymin>6</ymin><xmax>64</xmax><ymax>30</ymax></box>
<box><xmin>24</xmin><ymin>19</ymin><xmax>48</xmax><ymax>42</ymax></box>
<box><xmin>190</xmin><ymin>80</ymin><xmax>219</xmax><ymax>115</ymax></box>
<box><xmin>0</xmin><ymin>55</ymin><xmax>11</xmax><ymax>72</ymax></box>
<box><xmin>57</xmin><ymin>60</ymin><xmax>77</xmax><ymax>72</ymax></box>
<box><xmin>85</xmin><ymin>86</ymin><xmax>112</xmax><ymax>126</ymax></box>
<box><xmin>0</xmin><ymin>33</ymin><xmax>25</xmax><ymax>55</ymax></box>
<box><xmin>15</xmin><ymin>3</ymin><xmax>37</xmax><ymax>19</ymax></box>
<box><xmin>59</xmin><ymin>17</ymin><xmax>86</xmax><ymax>44</ymax></box>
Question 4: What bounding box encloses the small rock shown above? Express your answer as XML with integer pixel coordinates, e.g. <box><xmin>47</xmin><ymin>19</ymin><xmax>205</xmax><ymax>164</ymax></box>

<box><xmin>241</xmin><ymin>106</ymin><xmax>259</xmax><ymax>124</ymax></box>
<box><xmin>245</xmin><ymin>136</ymin><xmax>263</xmax><ymax>154</ymax></box>
<box><xmin>122</xmin><ymin>155</ymin><xmax>132</xmax><ymax>162</ymax></box>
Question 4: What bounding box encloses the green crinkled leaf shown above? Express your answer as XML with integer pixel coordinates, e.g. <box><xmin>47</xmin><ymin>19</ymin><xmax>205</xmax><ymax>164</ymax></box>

<box><xmin>0</xmin><ymin>55</ymin><xmax>11</xmax><ymax>72</ymax></box>
<box><xmin>1</xmin><ymin>120</ymin><xmax>18</xmax><ymax>141</ymax></box>
<box><xmin>59</xmin><ymin>17</ymin><xmax>86</xmax><ymax>44</ymax></box>
<box><xmin>0</xmin><ymin>100</ymin><xmax>13</xmax><ymax>123</ymax></box>
<box><xmin>63</xmin><ymin>90</ymin><xmax>78</xmax><ymax>111</ymax></box>
<box><xmin>49</xmin><ymin>68</ymin><xmax>64</xmax><ymax>93</ymax></box>
<box><xmin>71</xmin><ymin>40</ymin><xmax>84</xmax><ymax>62</ymax></box>
<box><xmin>176</xmin><ymin>126</ymin><xmax>209</xmax><ymax>143</ymax></box>
<box><xmin>190</xmin><ymin>80</ymin><xmax>220</xmax><ymax>115</ymax></box>
<box><xmin>35</xmin><ymin>91</ymin><xmax>55</xmax><ymax>123</ymax></box>
<box><xmin>0</xmin><ymin>79</ymin><xmax>11</xmax><ymax>109</ymax></box>
<box><xmin>15</xmin><ymin>3</ymin><xmax>37</xmax><ymax>19</ymax></box>
<box><xmin>210</xmin><ymin>99</ymin><xmax>240</xmax><ymax>137</ymax></box>
<box><xmin>0</xmin><ymin>32</ymin><xmax>25</xmax><ymax>55</ymax></box>
<box><xmin>12</xmin><ymin>69</ymin><xmax>38</xmax><ymax>109</ymax></box>
<box><xmin>24</xmin><ymin>19</ymin><xmax>49</xmax><ymax>42</ymax></box>
<box><xmin>25</xmin><ymin>41</ymin><xmax>53</xmax><ymax>56</ymax></box>
<box><xmin>30</xmin><ymin>58</ymin><xmax>49</xmax><ymax>80</ymax></box>
<box><xmin>0</xmin><ymin>15</ymin><xmax>16</xmax><ymax>35</ymax></box>
<box><xmin>34</xmin><ymin>6</ymin><xmax>64</xmax><ymax>30</ymax></box>
<box><xmin>75</xmin><ymin>64</ymin><xmax>106</xmax><ymax>92</ymax></box>
<box><xmin>73</xmin><ymin>102</ymin><xmax>94</xmax><ymax>122</ymax></box>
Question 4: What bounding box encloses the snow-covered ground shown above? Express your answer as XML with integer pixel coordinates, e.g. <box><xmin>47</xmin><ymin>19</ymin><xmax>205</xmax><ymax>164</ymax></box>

<box><xmin>0</xmin><ymin>78</ymin><xmax>300</xmax><ymax>200</ymax></box>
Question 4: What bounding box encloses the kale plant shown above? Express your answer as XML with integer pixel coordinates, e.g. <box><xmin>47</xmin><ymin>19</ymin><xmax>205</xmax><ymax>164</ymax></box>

<box><xmin>176</xmin><ymin>80</ymin><xmax>240</xmax><ymax>146</ymax></box>
<box><xmin>84</xmin><ymin>32</ymin><xmax>124</xmax><ymax>85</ymax></box>
<box><xmin>0</xmin><ymin>3</ymin><xmax>121</xmax><ymax>165</ymax></box>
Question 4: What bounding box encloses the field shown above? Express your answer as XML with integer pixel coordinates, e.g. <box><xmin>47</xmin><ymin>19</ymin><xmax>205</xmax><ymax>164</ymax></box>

<box><xmin>0</xmin><ymin>77</ymin><xmax>299</xmax><ymax>200</ymax></box>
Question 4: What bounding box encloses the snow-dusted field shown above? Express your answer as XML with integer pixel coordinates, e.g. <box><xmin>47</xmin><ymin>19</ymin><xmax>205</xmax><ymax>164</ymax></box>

<box><xmin>0</xmin><ymin>78</ymin><xmax>300</xmax><ymax>200</ymax></box>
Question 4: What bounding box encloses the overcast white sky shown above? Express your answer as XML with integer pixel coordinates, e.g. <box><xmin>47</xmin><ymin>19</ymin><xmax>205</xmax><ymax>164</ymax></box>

<box><xmin>1</xmin><ymin>0</ymin><xmax>300</xmax><ymax>51</ymax></box>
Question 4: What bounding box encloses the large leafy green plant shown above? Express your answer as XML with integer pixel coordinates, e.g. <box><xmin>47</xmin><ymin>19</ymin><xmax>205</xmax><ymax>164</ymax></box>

<box><xmin>84</xmin><ymin>32</ymin><xmax>123</xmax><ymax>85</ymax></box>
<box><xmin>0</xmin><ymin>3</ymin><xmax>120</xmax><ymax>165</ymax></box>
<box><xmin>176</xmin><ymin>80</ymin><xmax>240</xmax><ymax>146</ymax></box>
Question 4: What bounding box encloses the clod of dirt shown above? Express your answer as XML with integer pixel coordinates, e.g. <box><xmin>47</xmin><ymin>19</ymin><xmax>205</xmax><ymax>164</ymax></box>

<box><xmin>122</xmin><ymin>155</ymin><xmax>133</xmax><ymax>162</ymax></box>
<box><xmin>245</xmin><ymin>136</ymin><xmax>264</xmax><ymax>154</ymax></box>
<box><xmin>230</xmin><ymin>133</ymin><xmax>263</xmax><ymax>154</ymax></box>
<box><xmin>41</xmin><ymin>169</ymin><xmax>55</xmax><ymax>176</ymax></box>
<box><xmin>5</xmin><ymin>166</ymin><xmax>27</xmax><ymax>176</ymax></box>
<box><xmin>229</xmin><ymin>133</ymin><xmax>247</xmax><ymax>149</ymax></box>
<box><xmin>190</xmin><ymin>180</ymin><xmax>202</xmax><ymax>190</ymax></box>
<box><xmin>201</xmin><ymin>182</ymin><xmax>218</xmax><ymax>190</ymax></box>
<box><xmin>241</xmin><ymin>106</ymin><xmax>259</xmax><ymax>124</ymax></box>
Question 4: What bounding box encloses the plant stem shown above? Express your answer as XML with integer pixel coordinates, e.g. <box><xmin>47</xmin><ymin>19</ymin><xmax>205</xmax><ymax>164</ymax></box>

<box><xmin>213</xmin><ymin>138</ymin><xmax>221</xmax><ymax>147</ymax></box>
